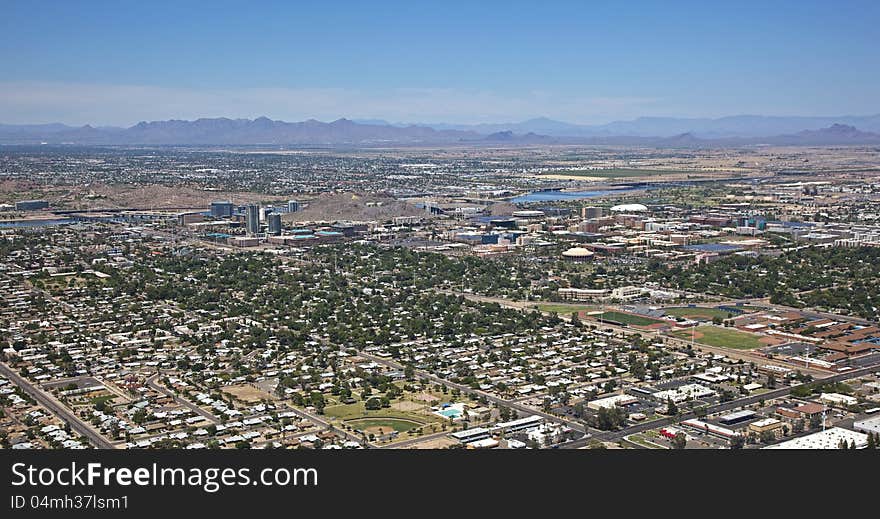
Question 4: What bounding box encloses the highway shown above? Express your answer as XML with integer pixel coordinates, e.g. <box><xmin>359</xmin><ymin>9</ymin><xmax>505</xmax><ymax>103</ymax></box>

<box><xmin>0</xmin><ymin>362</ymin><xmax>116</xmax><ymax>449</ymax></box>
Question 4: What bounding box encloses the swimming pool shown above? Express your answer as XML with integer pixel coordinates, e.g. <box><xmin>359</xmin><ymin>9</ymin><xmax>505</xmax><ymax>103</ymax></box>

<box><xmin>437</xmin><ymin>408</ymin><xmax>462</xmax><ymax>418</ymax></box>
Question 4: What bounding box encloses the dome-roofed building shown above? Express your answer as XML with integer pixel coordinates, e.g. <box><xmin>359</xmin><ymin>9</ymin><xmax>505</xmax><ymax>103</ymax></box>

<box><xmin>562</xmin><ymin>247</ymin><xmax>595</xmax><ymax>262</ymax></box>
<box><xmin>610</xmin><ymin>203</ymin><xmax>648</xmax><ymax>213</ymax></box>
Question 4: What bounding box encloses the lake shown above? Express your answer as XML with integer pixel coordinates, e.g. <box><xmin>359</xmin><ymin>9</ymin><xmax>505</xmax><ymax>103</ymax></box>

<box><xmin>0</xmin><ymin>218</ymin><xmax>75</xmax><ymax>228</ymax></box>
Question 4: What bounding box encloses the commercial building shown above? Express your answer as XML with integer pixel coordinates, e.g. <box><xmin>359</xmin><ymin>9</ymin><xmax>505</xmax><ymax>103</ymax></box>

<box><xmin>718</xmin><ymin>410</ymin><xmax>756</xmax><ymax>425</ymax></box>
<box><xmin>819</xmin><ymin>393</ymin><xmax>858</xmax><ymax>408</ymax></box>
<box><xmin>267</xmin><ymin>213</ymin><xmax>282</xmax><ymax>235</ymax></box>
<box><xmin>287</xmin><ymin>200</ymin><xmax>301</xmax><ymax>213</ymax></box>
<box><xmin>681</xmin><ymin>419</ymin><xmax>738</xmax><ymax>438</ymax></box>
<box><xmin>15</xmin><ymin>200</ymin><xmax>49</xmax><ymax>211</ymax></box>
<box><xmin>228</xmin><ymin>236</ymin><xmax>260</xmax><ymax>248</ymax></box>
<box><xmin>490</xmin><ymin>415</ymin><xmax>543</xmax><ymax>434</ymax></box>
<box><xmin>558</xmin><ymin>288</ymin><xmax>608</xmax><ymax>301</ymax></box>
<box><xmin>450</xmin><ymin>427</ymin><xmax>491</xmax><ymax>443</ymax></box>
<box><xmin>853</xmin><ymin>415</ymin><xmax>880</xmax><ymax>435</ymax></box>
<box><xmin>246</xmin><ymin>204</ymin><xmax>260</xmax><ymax>236</ymax></box>
<box><xmin>653</xmin><ymin>384</ymin><xmax>715</xmax><ymax>403</ymax></box>
<box><xmin>587</xmin><ymin>394</ymin><xmax>638</xmax><ymax>411</ymax></box>
<box><xmin>611</xmin><ymin>286</ymin><xmax>647</xmax><ymax>300</ymax></box>
<box><xmin>748</xmin><ymin>418</ymin><xmax>784</xmax><ymax>435</ymax></box>
<box><xmin>581</xmin><ymin>206</ymin><xmax>604</xmax><ymax>219</ymax></box>
<box><xmin>763</xmin><ymin>427</ymin><xmax>868</xmax><ymax>449</ymax></box>
<box><xmin>209</xmin><ymin>201</ymin><xmax>234</xmax><ymax>218</ymax></box>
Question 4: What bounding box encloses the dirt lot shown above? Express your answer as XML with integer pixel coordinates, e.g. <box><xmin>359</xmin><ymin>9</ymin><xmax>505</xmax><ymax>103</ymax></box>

<box><xmin>391</xmin><ymin>400</ymin><xmax>425</xmax><ymax>412</ymax></box>
<box><xmin>397</xmin><ymin>436</ymin><xmax>459</xmax><ymax>449</ymax></box>
<box><xmin>222</xmin><ymin>384</ymin><xmax>275</xmax><ymax>403</ymax></box>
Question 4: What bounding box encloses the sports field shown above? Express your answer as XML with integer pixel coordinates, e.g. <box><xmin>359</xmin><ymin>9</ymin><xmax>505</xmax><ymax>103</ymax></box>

<box><xmin>535</xmin><ymin>304</ymin><xmax>596</xmax><ymax>314</ymax></box>
<box><xmin>594</xmin><ymin>311</ymin><xmax>664</xmax><ymax>326</ymax></box>
<box><xmin>663</xmin><ymin>307</ymin><xmax>733</xmax><ymax>321</ymax></box>
<box><xmin>670</xmin><ymin>325</ymin><xmax>765</xmax><ymax>350</ymax></box>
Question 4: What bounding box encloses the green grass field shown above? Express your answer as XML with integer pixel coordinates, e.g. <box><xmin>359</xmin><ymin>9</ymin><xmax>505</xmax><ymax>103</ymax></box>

<box><xmin>535</xmin><ymin>304</ymin><xmax>596</xmax><ymax>314</ymax></box>
<box><xmin>670</xmin><ymin>325</ymin><xmax>764</xmax><ymax>350</ymax></box>
<box><xmin>594</xmin><ymin>311</ymin><xmax>664</xmax><ymax>326</ymax></box>
<box><xmin>663</xmin><ymin>307</ymin><xmax>733</xmax><ymax>321</ymax></box>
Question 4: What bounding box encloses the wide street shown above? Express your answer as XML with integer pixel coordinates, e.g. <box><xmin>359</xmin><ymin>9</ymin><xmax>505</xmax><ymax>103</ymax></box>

<box><xmin>0</xmin><ymin>361</ymin><xmax>116</xmax><ymax>449</ymax></box>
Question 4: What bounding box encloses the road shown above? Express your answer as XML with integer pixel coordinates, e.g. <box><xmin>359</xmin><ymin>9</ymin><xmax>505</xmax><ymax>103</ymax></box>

<box><xmin>0</xmin><ymin>362</ymin><xmax>116</xmax><ymax>449</ymax></box>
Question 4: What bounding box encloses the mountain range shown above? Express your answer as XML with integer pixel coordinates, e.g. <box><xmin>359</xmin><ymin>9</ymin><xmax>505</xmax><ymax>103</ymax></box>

<box><xmin>1</xmin><ymin>116</ymin><xmax>880</xmax><ymax>146</ymax></box>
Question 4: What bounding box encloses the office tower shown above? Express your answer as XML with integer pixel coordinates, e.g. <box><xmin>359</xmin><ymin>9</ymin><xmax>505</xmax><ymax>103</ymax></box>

<box><xmin>287</xmin><ymin>200</ymin><xmax>300</xmax><ymax>213</ymax></box>
<box><xmin>582</xmin><ymin>206</ymin><xmax>603</xmax><ymax>219</ymax></box>
<box><xmin>209</xmin><ymin>201</ymin><xmax>234</xmax><ymax>218</ymax></box>
<box><xmin>267</xmin><ymin>213</ymin><xmax>282</xmax><ymax>235</ymax></box>
<box><xmin>246</xmin><ymin>204</ymin><xmax>260</xmax><ymax>236</ymax></box>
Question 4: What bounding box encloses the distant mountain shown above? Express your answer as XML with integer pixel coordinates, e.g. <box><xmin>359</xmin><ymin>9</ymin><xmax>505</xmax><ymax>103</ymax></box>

<box><xmin>482</xmin><ymin>130</ymin><xmax>554</xmax><ymax>143</ymax></box>
<box><xmin>2</xmin><ymin>117</ymin><xmax>880</xmax><ymax>147</ymax></box>
<box><xmin>780</xmin><ymin>123</ymin><xmax>880</xmax><ymax>144</ymax></box>
<box><xmin>424</xmin><ymin>114</ymin><xmax>880</xmax><ymax>138</ymax></box>
<box><xmin>0</xmin><ymin>117</ymin><xmax>482</xmax><ymax>145</ymax></box>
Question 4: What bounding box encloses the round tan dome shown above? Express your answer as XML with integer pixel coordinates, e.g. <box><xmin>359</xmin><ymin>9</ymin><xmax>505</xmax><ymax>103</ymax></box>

<box><xmin>562</xmin><ymin>247</ymin><xmax>594</xmax><ymax>258</ymax></box>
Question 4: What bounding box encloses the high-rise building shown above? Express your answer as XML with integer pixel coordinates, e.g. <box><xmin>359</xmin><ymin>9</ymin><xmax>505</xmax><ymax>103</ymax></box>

<box><xmin>267</xmin><ymin>213</ymin><xmax>282</xmax><ymax>235</ymax></box>
<box><xmin>582</xmin><ymin>206</ymin><xmax>603</xmax><ymax>219</ymax></box>
<box><xmin>246</xmin><ymin>204</ymin><xmax>260</xmax><ymax>236</ymax></box>
<box><xmin>209</xmin><ymin>201</ymin><xmax>234</xmax><ymax>218</ymax></box>
<box><xmin>287</xmin><ymin>200</ymin><xmax>300</xmax><ymax>213</ymax></box>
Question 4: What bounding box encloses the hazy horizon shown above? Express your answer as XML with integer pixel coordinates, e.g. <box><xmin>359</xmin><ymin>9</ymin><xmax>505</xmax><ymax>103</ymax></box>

<box><xmin>2</xmin><ymin>1</ymin><xmax>878</xmax><ymax>127</ymax></box>
<box><xmin>3</xmin><ymin>109</ymin><xmax>880</xmax><ymax>130</ymax></box>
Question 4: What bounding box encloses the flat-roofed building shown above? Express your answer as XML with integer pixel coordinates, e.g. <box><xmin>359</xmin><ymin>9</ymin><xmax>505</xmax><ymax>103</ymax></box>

<box><xmin>748</xmin><ymin>418</ymin><xmax>784</xmax><ymax>435</ymax></box>
<box><xmin>719</xmin><ymin>410</ymin><xmax>756</xmax><ymax>425</ymax></box>
<box><xmin>763</xmin><ymin>427</ymin><xmax>868</xmax><ymax>449</ymax></box>
<box><xmin>587</xmin><ymin>394</ymin><xmax>638</xmax><ymax>411</ymax></box>
<box><xmin>853</xmin><ymin>415</ymin><xmax>880</xmax><ymax>435</ymax></box>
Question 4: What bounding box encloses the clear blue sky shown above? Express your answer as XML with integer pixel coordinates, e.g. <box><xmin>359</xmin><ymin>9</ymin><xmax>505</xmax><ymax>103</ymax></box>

<box><xmin>1</xmin><ymin>0</ymin><xmax>878</xmax><ymax>125</ymax></box>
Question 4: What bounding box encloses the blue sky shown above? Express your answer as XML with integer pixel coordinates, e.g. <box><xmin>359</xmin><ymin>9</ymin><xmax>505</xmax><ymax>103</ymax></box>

<box><xmin>1</xmin><ymin>0</ymin><xmax>878</xmax><ymax>125</ymax></box>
